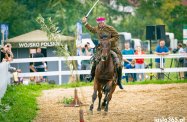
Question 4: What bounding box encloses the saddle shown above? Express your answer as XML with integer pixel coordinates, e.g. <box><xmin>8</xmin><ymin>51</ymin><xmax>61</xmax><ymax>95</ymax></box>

<box><xmin>90</xmin><ymin>48</ymin><xmax>120</xmax><ymax>71</ymax></box>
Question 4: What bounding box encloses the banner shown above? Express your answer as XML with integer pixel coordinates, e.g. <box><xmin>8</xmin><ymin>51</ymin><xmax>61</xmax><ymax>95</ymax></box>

<box><xmin>76</xmin><ymin>21</ymin><xmax>82</xmax><ymax>46</ymax></box>
<box><xmin>1</xmin><ymin>24</ymin><xmax>9</xmax><ymax>42</ymax></box>
<box><xmin>10</xmin><ymin>41</ymin><xmax>61</xmax><ymax>48</ymax></box>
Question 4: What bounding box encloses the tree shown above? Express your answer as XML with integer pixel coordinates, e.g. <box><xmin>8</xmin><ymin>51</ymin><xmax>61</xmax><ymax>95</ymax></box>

<box><xmin>169</xmin><ymin>5</ymin><xmax>187</xmax><ymax>40</ymax></box>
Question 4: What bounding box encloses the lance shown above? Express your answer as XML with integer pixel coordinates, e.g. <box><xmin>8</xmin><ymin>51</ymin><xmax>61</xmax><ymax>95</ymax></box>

<box><xmin>86</xmin><ymin>0</ymin><xmax>100</xmax><ymax>18</ymax></box>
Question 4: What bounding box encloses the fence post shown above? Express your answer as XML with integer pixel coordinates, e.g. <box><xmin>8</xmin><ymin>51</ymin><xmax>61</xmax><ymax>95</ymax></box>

<box><xmin>160</xmin><ymin>56</ymin><xmax>164</xmax><ymax>69</ymax></box>
<box><xmin>58</xmin><ymin>58</ymin><xmax>62</xmax><ymax>85</ymax></box>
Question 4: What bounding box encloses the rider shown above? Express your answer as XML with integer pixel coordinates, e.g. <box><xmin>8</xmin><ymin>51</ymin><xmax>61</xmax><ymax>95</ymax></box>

<box><xmin>82</xmin><ymin>16</ymin><xmax>124</xmax><ymax>89</ymax></box>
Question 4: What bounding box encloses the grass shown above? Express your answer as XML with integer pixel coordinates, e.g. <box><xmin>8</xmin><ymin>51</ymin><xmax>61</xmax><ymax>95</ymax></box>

<box><xmin>123</xmin><ymin>79</ymin><xmax>187</xmax><ymax>85</ymax></box>
<box><xmin>0</xmin><ymin>81</ymin><xmax>93</xmax><ymax>122</ymax></box>
<box><xmin>0</xmin><ymin>84</ymin><xmax>56</xmax><ymax>122</ymax></box>
<box><xmin>144</xmin><ymin>58</ymin><xmax>181</xmax><ymax>80</ymax></box>
<box><xmin>0</xmin><ymin>80</ymin><xmax>186</xmax><ymax>122</ymax></box>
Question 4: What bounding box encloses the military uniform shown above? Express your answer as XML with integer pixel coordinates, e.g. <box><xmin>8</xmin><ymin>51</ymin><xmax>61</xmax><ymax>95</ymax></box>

<box><xmin>84</xmin><ymin>23</ymin><xmax>123</xmax><ymax>89</ymax></box>
<box><xmin>85</xmin><ymin>23</ymin><xmax>122</xmax><ymax>64</ymax></box>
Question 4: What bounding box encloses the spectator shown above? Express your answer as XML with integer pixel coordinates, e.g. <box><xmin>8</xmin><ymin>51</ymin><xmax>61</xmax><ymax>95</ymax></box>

<box><xmin>124</xmin><ymin>59</ymin><xmax>136</xmax><ymax>82</ymax></box>
<box><xmin>177</xmin><ymin>43</ymin><xmax>185</xmax><ymax>79</ymax></box>
<box><xmin>1</xmin><ymin>44</ymin><xmax>13</xmax><ymax>62</ymax></box>
<box><xmin>155</xmin><ymin>39</ymin><xmax>169</xmax><ymax>80</ymax></box>
<box><xmin>135</xmin><ymin>46</ymin><xmax>145</xmax><ymax>81</ymax></box>
<box><xmin>30</xmin><ymin>62</ymin><xmax>36</xmax><ymax>81</ymax></box>
<box><xmin>1</xmin><ymin>44</ymin><xmax>17</xmax><ymax>84</ymax></box>
<box><xmin>121</xmin><ymin>42</ymin><xmax>136</xmax><ymax>82</ymax></box>
<box><xmin>80</xmin><ymin>42</ymin><xmax>93</xmax><ymax>81</ymax></box>
<box><xmin>1</xmin><ymin>44</ymin><xmax>16</xmax><ymax>72</ymax></box>
<box><xmin>5</xmin><ymin>43</ymin><xmax>14</xmax><ymax>61</ymax></box>
<box><xmin>1</xmin><ymin>45</ymin><xmax>8</xmax><ymax>62</ymax></box>
<box><xmin>33</xmin><ymin>47</ymin><xmax>45</xmax><ymax>82</ymax></box>
<box><xmin>122</xmin><ymin>42</ymin><xmax>134</xmax><ymax>66</ymax></box>
<box><xmin>184</xmin><ymin>42</ymin><xmax>187</xmax><ymax>79</ymax></box>
<box><xmin>17</xmin><ymin>69</ymin><xmax>23</xmax><ymax>83</ymax></box>
<box><xmin>0</xmin><ymin>44</ymin><xmax>14</xmax><ymax>62</ymax></box>
<box><xmin>13</xmin><ymin>69</ymin><xmax>23</xmax><ymax>84</ymax></box>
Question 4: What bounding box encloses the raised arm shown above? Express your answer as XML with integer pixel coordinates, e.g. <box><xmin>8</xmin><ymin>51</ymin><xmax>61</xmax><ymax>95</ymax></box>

<box><xmin>82</xmin><ymin>17</ymin><xmax>97</xmax><ymax>34</ymax></box>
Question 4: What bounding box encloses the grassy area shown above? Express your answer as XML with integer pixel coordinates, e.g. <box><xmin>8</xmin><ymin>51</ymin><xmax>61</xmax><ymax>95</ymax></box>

<box><xmin>0</xmin><ymin>82</ymin><xmax>92</xmax><ymax>122</ymax></box>
<box><xmin>143</xmin><ymin>58</ymin><xmax>182</xmax><ymax>80</ymax></box>
<box><xmin>0</xmin><ymin>80</ymin><xmax>186</xmax><ymax>122</ymax></box>
<box><xmin>123</xmin><ymin>79</ymin><xmax>187</xmax><ymax>85</ymax></box>
<box><xmin>0</xmin><ymin>84</ymin><xmax>56</xmax><ymax>122</ymax></box>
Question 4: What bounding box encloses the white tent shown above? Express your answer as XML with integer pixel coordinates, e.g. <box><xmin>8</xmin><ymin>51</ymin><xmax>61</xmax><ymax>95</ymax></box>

<box><xmin>8</xmin><ymin>30</ymin><xmax>74</xmax><ymax>43</ymax></box>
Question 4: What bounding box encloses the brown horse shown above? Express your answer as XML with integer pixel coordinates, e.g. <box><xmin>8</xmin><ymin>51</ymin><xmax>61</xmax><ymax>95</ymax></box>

<box><xmin>90</xmin><ymin>40</ymin><xmax>117</xmax><ymax>112</ymax></box>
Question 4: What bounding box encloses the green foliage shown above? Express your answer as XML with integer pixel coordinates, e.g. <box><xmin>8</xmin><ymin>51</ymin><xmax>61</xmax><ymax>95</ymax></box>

<box><xmin>0</xmin><ymin>103</ymin><xmax>11</xmax><ymax>113</ymax></box>
<box><xmin>169</xmin><ymin>5</ymin><xmax>187</xmax><ymax>41</ymax></box>
<box><xmin>120</xmin><ymin>0</ymin><xmax>184</xmax><ymax>40</ymax></box>
<box><xmin>124</xmin><ymin>79</ymin><xmax>187</xmax><ymax>85</ymax></box>
<box><xmin>0</xmin><ymin>0</ymin><xmax>48</xmax><ymax>37</ymax></box>
<box><xmin>36</xmin><ymin>14</ymin><xmax>70</xmax><ymax>57</ymax></box>
<box><xmin>36</xmin><ymin>14</ymin><xmax>78</xmax><ymax>73</ymax></box>
<box><xmin>61</xmin><ymin>96</ymin><xmax>73</xmax><ymax>104</ymax></box>
<box><xmin>0</xmin><ymin>0</ymin><xmax>186</xmax><ymax>41</ymax></box>
<box><xmin>0</xmin><ymin>84</ymin><xmax>57</xmax><ymax>122</ymax></box>
<box><xmin>61</xmin><ymin>81</ymin><xmax>93</xmax><ymax>88</ymax></box>
<box><xmin>36</xmin><ymin>14</ymin><xmax>61</xmax><ymax>37</ymax></box>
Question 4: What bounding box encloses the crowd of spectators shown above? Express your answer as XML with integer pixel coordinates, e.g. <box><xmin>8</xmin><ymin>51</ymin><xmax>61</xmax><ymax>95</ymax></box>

<box><xmin>1</xmin><ymin>39</ymin><xmax>186</xmax><ymax>84</ymax></box>
<box><xmin>77</xmin><ymin>39</ymin><xmax>187</xmax><ymax>82</ymax></box>
<box><xmin>0</xmin><ymin>45</ymin><xmax>47</xmax><ymax>84</ymax></box>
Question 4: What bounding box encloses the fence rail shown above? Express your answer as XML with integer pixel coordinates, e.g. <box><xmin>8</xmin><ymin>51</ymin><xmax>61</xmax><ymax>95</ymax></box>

<box><xmin>10</xmin><ymin>54</ymin><xmax>187</xmax><ymax>85</ymax></box>
<box><xmin>1</xmin><ymin>54</ymin><xmax>186</xmax><ymax>101</ymax></box>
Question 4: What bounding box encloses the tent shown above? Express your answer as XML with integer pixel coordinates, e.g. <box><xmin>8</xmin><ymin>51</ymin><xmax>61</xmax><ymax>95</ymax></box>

<box><xmin>7</xmin><ymin>30</ymin><xmax>75</xmax><ymax>48</ymax></box>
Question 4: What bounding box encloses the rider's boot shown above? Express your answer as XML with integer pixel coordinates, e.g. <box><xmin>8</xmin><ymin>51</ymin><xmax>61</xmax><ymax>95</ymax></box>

<box><xmin>117</xmin><ymin>66</ymin><xmax>124</xmax><ymax>89</ymax></box>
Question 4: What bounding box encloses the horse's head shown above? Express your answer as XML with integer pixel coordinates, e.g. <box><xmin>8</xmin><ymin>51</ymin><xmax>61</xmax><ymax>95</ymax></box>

<box><xmin>100</xmin><ymin>40</ymin><xmax>111</xmax><ymax>61</ymax></box>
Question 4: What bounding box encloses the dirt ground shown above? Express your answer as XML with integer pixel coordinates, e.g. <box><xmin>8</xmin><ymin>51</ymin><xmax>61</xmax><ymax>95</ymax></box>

<box><xmin>33</xmin><ymin>83</ymin><xmax>187</xmax><ymax>122</ymax></box>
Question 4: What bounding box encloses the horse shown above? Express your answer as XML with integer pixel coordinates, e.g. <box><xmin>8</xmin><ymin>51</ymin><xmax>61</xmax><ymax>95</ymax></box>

<box><xmin>89</xmin><ymin>40</ymin><xmax>117</xmax><ymax>113</ymax></box>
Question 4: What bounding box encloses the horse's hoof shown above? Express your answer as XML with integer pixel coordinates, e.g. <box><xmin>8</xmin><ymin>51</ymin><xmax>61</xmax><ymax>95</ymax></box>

<box><xmin>104</xmin><ymin>108</ymin><xmax>108</xmax><ymax>112</ymax></box>
<box><xmin>90</xmin><ymin>105</ymin><xmax>93</xmax><ymax>111</ymax></box>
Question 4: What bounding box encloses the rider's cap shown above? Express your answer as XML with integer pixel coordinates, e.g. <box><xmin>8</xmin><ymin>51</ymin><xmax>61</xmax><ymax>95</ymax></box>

<box><xmin>96</xmin><ymin>17</ymin><xmax>106</xmax><ymax>23</ymax></box>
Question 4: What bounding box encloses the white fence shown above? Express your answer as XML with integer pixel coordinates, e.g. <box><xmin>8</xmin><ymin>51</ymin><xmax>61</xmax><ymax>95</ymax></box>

<box><xmin>0</xmin><ymin>62</ymin><xmax>10</xmax><ymax>100</ymax></box>
<box><xmin>10</xmin><ymin>54</ymin><xmax>187</xmax><ymax>85</ymax></box>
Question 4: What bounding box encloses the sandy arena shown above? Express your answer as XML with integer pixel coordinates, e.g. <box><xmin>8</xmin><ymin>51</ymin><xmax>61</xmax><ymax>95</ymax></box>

<box><xmin>33</xmin><ymin>83</ymin><xmax>187</xmax><ymax>122</ymax></box>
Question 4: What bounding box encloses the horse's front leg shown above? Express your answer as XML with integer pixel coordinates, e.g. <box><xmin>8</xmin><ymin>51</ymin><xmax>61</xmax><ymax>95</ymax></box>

<box><xmin>105</xmin><ymin>82</ymin><xmax>116</xmax><ymax>112</ymax></box>
<box><xmin>102</xmin><ymin>92</ymin><xmax>108</xmax><ymax>109</ymax></box>
<box><xmin>97</xmin><ymin>84</ymin><xmax>102</xmax><ymax>111</ymax></box>
<box><xmin>90</xmin><ymin>80</ymin><xmax>98</xmax><ymax>112</ymax></box>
